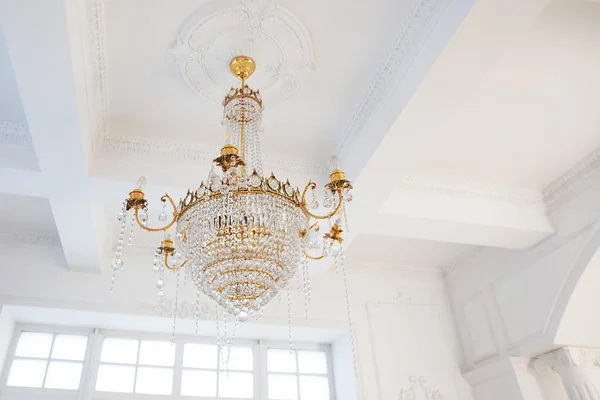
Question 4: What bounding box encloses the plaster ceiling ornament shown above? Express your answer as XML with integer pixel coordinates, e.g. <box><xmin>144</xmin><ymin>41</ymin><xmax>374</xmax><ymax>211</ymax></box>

<box><xmin>170</xmin><ymin>0</ymin><xmax>314</xmax><ymax>106</ymax></box>
<box><xmin>110</xmin><ymin>56</ymin><xmax>356</xmax><ymax>370</ymax></box>
<box><xmin>399</xmin><ymin>376</ymin><xmax>443</xmax><ymax>400</ymax></box>
<box><xmin>0</xmin><ymin>121</ymin><xmax>32</xmax><ymax>148</ymax></box>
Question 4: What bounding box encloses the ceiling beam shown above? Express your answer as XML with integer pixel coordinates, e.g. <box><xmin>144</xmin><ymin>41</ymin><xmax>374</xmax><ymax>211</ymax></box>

<box><xmin>1</xmin><ymin>0</ymin><xmax>105</xmax><ymax>272</ymax></box>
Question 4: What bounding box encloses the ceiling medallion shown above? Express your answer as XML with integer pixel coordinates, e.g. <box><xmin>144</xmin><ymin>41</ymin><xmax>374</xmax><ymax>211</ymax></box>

<box><xmin>169</xmin><ymin>0</ymin><xmax>314</xmax><ymax>105</ymax></box>
<box><xmin>111</xmin><ymin>56</ymin><xmax>356</xmax><ymax>366</ymax></box>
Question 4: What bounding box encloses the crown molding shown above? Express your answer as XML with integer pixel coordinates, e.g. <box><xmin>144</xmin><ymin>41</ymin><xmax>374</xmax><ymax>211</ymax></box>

<box><xmin>542</xmin><ymin>146</ymin><xmax>600</xmax><ymax>206</ymax></box>
<box><xmin>0</xmin><ymin>121</ymin><xmax>32</xmax><ymax>148</ymax></box>
<box><xmin>399</xmin><ymin>176</ymin><xmax>546</xmax><ymax>209</ymax></box>
<box><xmin>335</xmin><ymin>0</ymin><xmax>450</xmax><ymax>158</ymax></box>
<box><xmin>440</xmin><ymin>246</ymin><xmax>483</xmax><ymax>276</ymax></box>
<box><xmin>0</xmin><ymin>231</ymin><xmax>61</xmax><ymax>248</ymax></box>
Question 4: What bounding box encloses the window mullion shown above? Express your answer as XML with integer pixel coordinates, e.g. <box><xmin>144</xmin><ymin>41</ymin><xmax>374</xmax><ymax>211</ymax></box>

<box><xmin>79</xmin><ymin>328</ymin><xmax>102</xmax><ymax>400</ymax></box>
<box><xmin>132</xmin><ymin>339</ymin><xmax>142</xmax><ymax>393</ymax></box>
<box><xmin>173</xmin><ymin>338</ymin><xmax>184</xmax><ymax>395</ymax></box>
<box><xmin>41</xmin><ymin>333</ymin><xmax>56</xmax><ymax>388</ymax></box>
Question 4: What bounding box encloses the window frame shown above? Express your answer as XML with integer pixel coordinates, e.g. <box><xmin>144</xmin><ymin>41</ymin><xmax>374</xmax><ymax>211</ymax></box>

<box><xmin>0</xmin><ymin>323</ymin><xmax>94</xmax><ymax>399</ymax></box>
<box><xmin>1</xmin><ymin>323</ymin><xmax>337</xmax><ymax>400</ymax></box>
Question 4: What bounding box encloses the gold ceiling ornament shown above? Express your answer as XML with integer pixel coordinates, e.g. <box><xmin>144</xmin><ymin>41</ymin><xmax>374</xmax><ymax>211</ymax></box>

<box><xmin>110</xmin><ymin>55</ymin><xmax>356</xmax><ymax>369</ymax></box>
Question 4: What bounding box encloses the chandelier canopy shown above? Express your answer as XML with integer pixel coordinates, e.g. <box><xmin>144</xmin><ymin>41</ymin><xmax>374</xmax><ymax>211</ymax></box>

<box><xmin>112</xmin><ymin>56</ymin><xmax>353</xmax><ymax>324</ymax></box>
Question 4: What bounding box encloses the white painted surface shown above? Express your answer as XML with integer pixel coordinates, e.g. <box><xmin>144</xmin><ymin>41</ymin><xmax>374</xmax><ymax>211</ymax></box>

<box><xmin>0</xmin><ymin>306</ymin><xmax>14</xmax><ymax>379</ymax></box>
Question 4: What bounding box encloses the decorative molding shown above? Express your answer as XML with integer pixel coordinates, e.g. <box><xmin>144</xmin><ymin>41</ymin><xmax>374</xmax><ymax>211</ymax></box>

<box><xmin>170</xmin><ymin>0</ymin><xmax>314</xmax><ymax>106</ymax></box>
<box><xmin>0</xmin><ymin>231</ymin><xmax>61</xmax><ymax>248</ymax></box>
<box><xmin>0</xmin><ymin>121</ymin><xmax>32</xmax><ymax>148</ymax></box>
<box><xmin>98</xmin><ymin>135</ymin><xmax>328</xmax><ymax>178</ymax></box>
<box><xmin>535</xmin><ymin>347</ymin><xmax>600</xmax><ymax>374</ymax></box>
<box><xmin>335</xmin><ymin>0</ymin><xmax>450</xmax><ymax>158</ymax></box>
<box><xmin>440</xmin><ymin>247</ymin><xmax>482</xmax><ymax>276</ymax></box>
<box><xmin>86</xmin><ymin>0</ymin><xmax>110</xmax><ymax>151</ymax></box>
<box><xmin>542</xmin><ymin>146</ymin><xmax>600</xmax><ymax>205</ymax></box>
<box><xmin>399</xmin><ymin>176</ymin><xmax>546</xmax><ymax>209</ymax></box>
<box><xmin>399</xmin><ymin>376</ymin><xmax>443</xmax><ymax>400</ymax></box>
<box><xmin>141</xmin><ymin>298</ymin><xmax>217</xmax><ymax>320</ymax></box>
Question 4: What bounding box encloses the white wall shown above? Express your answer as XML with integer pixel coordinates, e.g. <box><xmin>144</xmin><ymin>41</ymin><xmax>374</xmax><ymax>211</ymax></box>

<box><xmin>0</xmin><ymin>239</ymin><xmax>473</xmax><ymax>400</ymax></box>
<box><xmin>446</xmin><ymin>172</ymin><xmax>600</xmax><ymax>372</ymax></box>
<box><xmin>0</xmin><ymin>306</ymin><xmax>14</xmax><ymax>379</ymax></box>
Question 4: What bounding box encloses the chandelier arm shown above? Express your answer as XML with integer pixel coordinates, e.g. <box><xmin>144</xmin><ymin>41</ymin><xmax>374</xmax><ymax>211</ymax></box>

<box><xmin>134</xmin><ymin>194</ymin><xmax>179</xmax><ymax>232</ymax></box>
<box><xmin>163</xmin><ymin>252</ymin><xmax>188</xmax><ymax>271</ymax></box>
<box><xmin>300</xmin><ymin>182</ymin><xmax>344</xmax><ymax>220</ymax></box>
<box><xmin>304</xmin><ymin>250</ymin><xmax>324</xmax><ymax>261</ymax></box>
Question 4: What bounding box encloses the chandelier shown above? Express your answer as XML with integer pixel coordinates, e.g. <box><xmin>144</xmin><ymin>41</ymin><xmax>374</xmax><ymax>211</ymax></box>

<box><xmin>111</xmin><ymin>56</ymin><xmax>354</xmax><ymax>347</ymax></box>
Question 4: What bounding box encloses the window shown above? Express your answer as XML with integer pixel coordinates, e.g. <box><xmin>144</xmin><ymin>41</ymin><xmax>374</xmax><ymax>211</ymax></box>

<box><xmin>5</xmin><ymin>331</ymin><xmax>88</xmax><ymax>390</ymax></box>
<box><xmin>96</xmin><ymin>338</ymin><xmax>175</xmax><ymax>394</ymax></box>
<box><xmin>181</xmin><ymin>343</ymin><xmax>254</xmax><ymax>398</ymax></box>
<box><xmin>2</xmin><ymin>325</ymin><xmax>336</xmax><ymax>399</ymax></box>
<box><xmin>267</xmin><ymin>348</ymin><xmax>331</xmax><ymax>400</ymax></box>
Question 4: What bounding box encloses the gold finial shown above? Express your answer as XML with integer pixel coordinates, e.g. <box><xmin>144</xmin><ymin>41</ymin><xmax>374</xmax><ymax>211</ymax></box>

<box><xmin>230</xmin><ymin>56</ymin><xmax>256</xmax><ymax>87</ymax></box>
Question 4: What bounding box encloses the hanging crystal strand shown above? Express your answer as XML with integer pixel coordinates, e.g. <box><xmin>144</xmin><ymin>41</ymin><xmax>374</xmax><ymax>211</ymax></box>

<box><xmin>310</xmin><ymin>186</ymin><xmax>319</xmax><ymax>210</ymax></box>
<box><xmin>225</xmin><ymin>317</ymin><xmax>238</xmax><ymax>375</ymax></box>
<box><xmin>172</xmin><ymin>269</ymin><xmax>181</xmax><ymax>344</ymax></box>
<box><xmin>296</xmin><ymin>266</ymin><xmax>302</xmax><ymax>296</ymax></box>
<box><xmin>215</xmin><ymin>305</ymin><xmax>221</xmax><ymax>355</ymax></box>
<box><xmin>110</xmin><ymin>207</ymin><xmax>128</xmax><ymax>293</ymax></box>
<box><xmin>156</xmin><ymin>263</ymin><xmax>165</xmax><ymax>299</ymax></box>
<box><xmin>278</xmin><ymin>291</ymin><xmax>282</xmax><ymax>304</ymax></box>
<box><xmin>301</xmin><ymin>256</ymin><xmax>310</xmax><ymax>321</ymax></box>
<box><xmin>287</xmin><ymin>284</ymin><xmax>293</xmax><ymax>354</ymax></box>
<box><xmin>339</xmin><ymin>248</ymin><xmax>359</xmax><ymax>380</ymax></box>
<box><xmin>127</xmin><ymin>211</ymin><xmax>135</xmax><ymax>247</ymax></box>
<box><xmin>222</xmin><ymin>311</ymin><xmax>228</xmax><ymax>366</ymax></box>
<box><xmin>342</xmin><ymin>203</ymin><xmax>350</xmax><ymax>233</ymax></box>
<box><xmin>194</xmin><ymin>287</ymin><xmax>201</xmax><ymax>336</ymax></box>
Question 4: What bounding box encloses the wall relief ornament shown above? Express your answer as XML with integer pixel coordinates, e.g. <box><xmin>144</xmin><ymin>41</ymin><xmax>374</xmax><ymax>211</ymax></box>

<box><xmin>399</xmin><ymin>376</ymin><xmax>443</xmax><ymax>400</ymax></box>
<box><xmin>170</xmin><ymin>0</ymin><xmax>314</xmax><ymax>106</ymax></box>
<box><xmin>535</xmin><ymin>347</ymin><xmax>600</xmax><ymax>374</ymax></box>
<box><xmin>142</xmin><ymin>299</ymin><xmax>217</xmax><ymax>320</ymax></box>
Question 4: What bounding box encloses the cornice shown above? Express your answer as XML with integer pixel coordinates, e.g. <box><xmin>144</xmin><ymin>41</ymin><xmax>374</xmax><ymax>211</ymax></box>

<box><xmin>399</xmin><ymin>176</ymin><xmax>546</xmax><ymax>209</ymax></box>
<box><xmin>542</xmin><ymin>146</ymin><xmax>600</xmax><ymax>206</ymax></box>
<box><xmin>440</xmin><ymin>247</ymin><xmax>483</xmax><ymax>276</ymax></box>
<box><xmin>535</xmin><ymin>346</ymin><xmax>600</xmax><ymax>374</ymax></box>
<box><xmin>0</xmin><ymin>121</ymin><xmax>32</xmax><ymax>148</ymax></box>
<box><xmin>335</xmin><ymin>0</ymin><xmax>451</xmax><ymax>158</ymax></box>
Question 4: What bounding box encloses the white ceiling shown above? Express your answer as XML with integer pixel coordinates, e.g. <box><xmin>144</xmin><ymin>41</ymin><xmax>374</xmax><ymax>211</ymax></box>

<box><xmin>408</xmin><ymin>0</ymin><xmax>600</xmax><ymax>189</ymax></box>
<box><xmin>0</xmin><ymin>0</ymin><xmax>599</xmax><ymax>275</ymax></box>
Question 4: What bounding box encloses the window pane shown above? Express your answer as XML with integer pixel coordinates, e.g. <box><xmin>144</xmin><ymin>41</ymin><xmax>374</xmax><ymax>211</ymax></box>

<box><xmin>135</xmin><ymin>367</ymin><xmax>173</xmax><ymax>395</ymax></box>
<box><xmin>15</xmin><ymin>332</ymin><xmax>53</xmax><ymax>358</ymax></box>
<box><xmin>44</xmin><ymin>361</ymin><xmax>83</xmax><ymax>389</ymax></box>
<box><xmin>268</xmin><ymin>374</ymin><xmax>298</xmax><ymax>400</ymax></box>
<box><xmin>100</xmin><ymin>338</ymin><xmax>138</xmax><ymax>364</ymax></box>
<box><xmin>51</xmin><ymin>335</ymin><xmax>88</xmax><ymax>361</ymax></box>
<box><xmin>224</xmin><ymin>346</ymin><xmax>253</xmax><ymax>371</ymax></box>
<box><xmin>183</xmin><ymin>343</ymin><xmax>217</xmax><ymax>369</ymax></box>
<box><xmin>268</xmin><ymin>349</ymin><xmax>297</xmax><ymax>372</ymax></box>
<box><xmin>299</xmin><ymin>376</ymin><xmax>330</xmax><ymax>400</ymax></box>
<box><xmin>218</xmin><ymin>371</ymin><xmax>254</xmax><ymax>398</ymax></box>
<box><xmin>297</xmin><ymin>351</ymin><xmax>327</xmax><ymax>374</ymax></box>
<box><xmin>181</xmin><ymin>369</ymin><xmax>217</xmax><ymax>397</ymax></box>
<box><xmin>138</xmin><ymin>340</ymin><xmax>175</xmax><ymax>366</ymax></box>
<box><xmin>6</xmin><ymin>359</ymin><xmax>47</xmax><ymax>387</ymax></box>
<box><xmin>96</xmin><ymin>364</ymin><xmax>135</xmax><ymax>393</ymax></box>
